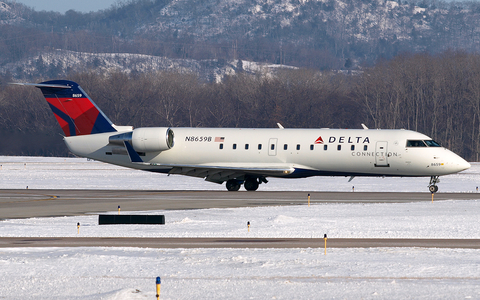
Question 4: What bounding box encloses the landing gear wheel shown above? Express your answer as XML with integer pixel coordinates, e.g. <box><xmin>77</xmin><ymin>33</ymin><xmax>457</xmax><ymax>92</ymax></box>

<box><xmin>428</xmin><ymin>176</ymin><xmax>440</xmax><ymax>193</ymax></box>
<box><xmin>244</xmin><ymin>178</ymin><xmax>259</xmax><ymax>191</ymax></box>
<box><xmin>226</xmin><ymin>179</ymin><xmax>241</xmax><ymax>191</ymax></box>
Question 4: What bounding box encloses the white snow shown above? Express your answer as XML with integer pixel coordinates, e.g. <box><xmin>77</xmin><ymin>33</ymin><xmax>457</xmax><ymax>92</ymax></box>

<box><xmin>413</xmin><ymin>6</ymin><xmax>426</xmax><ymax>14</ymax></box>
<box><xmin>386</xmin><ymin>0</ymin><xmax>398</xmax><ymax>9</ymax></box>
<box><xmin>1</xmin><ymin>156</ymin><xmax>478</xmax><ymax>192</ymax></box>
<box><xmin>1</xmin><ymin>156</ymin><xmax>480</xmax><ymax>299</ymax></box>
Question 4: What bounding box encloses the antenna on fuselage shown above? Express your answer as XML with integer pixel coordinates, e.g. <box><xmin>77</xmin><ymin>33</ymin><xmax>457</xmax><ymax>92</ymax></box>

<box><xmin>277</xmin><ymin>123</ymin><xmax>285</xmax><ymax>129</ymax></box>
<box><xmin>361</xmin><ymin>123</ymin><xmax>369</xmax><ymax>130</ymax></box>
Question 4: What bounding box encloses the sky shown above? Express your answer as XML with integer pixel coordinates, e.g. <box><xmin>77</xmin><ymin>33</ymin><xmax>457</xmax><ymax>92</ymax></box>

<box><xmin>12</xmin><ymin>0</ymin><xmax>119</xmax><ymax>13</ymax></box>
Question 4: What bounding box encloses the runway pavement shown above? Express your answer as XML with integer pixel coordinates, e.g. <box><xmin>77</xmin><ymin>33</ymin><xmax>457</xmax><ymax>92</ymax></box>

<box><xmin>1</xmin><ymin>237</ymin><xmax>479</xmax><ymax>249</ymax></box>
<box><xmin>2</xmin><ymin>189</ymin><xmax>480</xmax><ymax>249</ymax></box>
<box><xmin>2</xmin><ymin>189</ymin><xmax>480</xmax><ymax>219</ymax></box>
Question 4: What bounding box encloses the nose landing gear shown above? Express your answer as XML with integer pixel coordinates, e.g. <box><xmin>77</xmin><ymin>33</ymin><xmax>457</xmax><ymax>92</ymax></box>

<box><xmin>428</xmin><ymin>176</ymin><xmax>440</xmax><ymax>193</ymax></box>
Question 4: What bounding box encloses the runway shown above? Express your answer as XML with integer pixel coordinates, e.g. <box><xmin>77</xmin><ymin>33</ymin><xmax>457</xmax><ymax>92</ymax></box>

<box><xmin>2</xmin><ymin>189</ymin><xmax>480</xmax><ymax>249</ymax></box>
<box><xmin>1</xmin><ymin>237</ymin><xmax>480</xmax><ymax>249</ymax></box>
<box><xmin>2</xmin><ymin>189</ymin><xmax>480</xmax><ymax>219</ymax></box>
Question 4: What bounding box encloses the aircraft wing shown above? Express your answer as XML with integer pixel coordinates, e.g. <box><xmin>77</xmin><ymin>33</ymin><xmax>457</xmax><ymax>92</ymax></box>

<box><xmin>147</xmin><ymin>163</ymin><xmax>296</xmax><ymax>183</ymax></box>
<box><xmin>121</xmin><ymin>136</ymin><xmax>299</xmax><ymax>183</ymax></box>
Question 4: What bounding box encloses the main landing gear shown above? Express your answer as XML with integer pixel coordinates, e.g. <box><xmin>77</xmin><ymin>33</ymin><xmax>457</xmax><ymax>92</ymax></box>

<box><xmin>226</xmin><ymin>179</ymin><xmax>241</xmax><ymax>191</ymax></box>
<box><xmin>428</xmin><ymin>176</ymin><xmax>439</xmax><ymax>193</ymax></box>
<box><xmin>225</xmin><ymin>176</ymin><xmax>267</xmax><ymax>191</ymax></box>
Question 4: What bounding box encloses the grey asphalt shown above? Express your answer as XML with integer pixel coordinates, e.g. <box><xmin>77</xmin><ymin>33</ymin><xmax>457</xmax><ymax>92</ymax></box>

<box><xmin>2</xmin><ymin>189</ymin><xmax>480</xmax><ymax>219</ymax></box>
<box><xmin>2</xmin><ymin>189</ymin><xmax>480</xmax><ymax>249</ymax></box>
<box><xmin>1</xmin><ymin>237</ymin><xmax>479</xmax><ymax>249</ymax></box>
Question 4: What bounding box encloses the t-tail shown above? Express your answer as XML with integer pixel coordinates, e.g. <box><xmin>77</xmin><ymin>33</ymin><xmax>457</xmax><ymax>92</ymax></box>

<box><xmin>13</xmin><ymin>80</ymin><xmax>117</xmax><ymax>136</ymax></box>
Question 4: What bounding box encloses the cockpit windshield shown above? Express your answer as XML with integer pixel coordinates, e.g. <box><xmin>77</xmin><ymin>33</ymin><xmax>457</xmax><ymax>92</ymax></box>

<box><xmin>424</xmin><ymin>140</ymin><xmax>441</xmax><ymax>147</ymax></box>
<box><xmin>406</xmin><ymin>140</ymin><xmax>442</xmax><ymax>147</ymax></box>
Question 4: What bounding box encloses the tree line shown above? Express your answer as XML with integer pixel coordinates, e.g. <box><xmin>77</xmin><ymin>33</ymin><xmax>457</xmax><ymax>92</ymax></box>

<box><xmin>1</xmin><ymin>50</ymin><xmax>479</xmax><ymax>161</ymax></box>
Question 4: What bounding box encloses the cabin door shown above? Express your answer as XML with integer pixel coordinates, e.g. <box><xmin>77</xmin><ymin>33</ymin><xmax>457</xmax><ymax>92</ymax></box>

<box><xmin>375</xmin><ymin>141</ymin><xmax>390</xmax><ymax>167</ymax></box>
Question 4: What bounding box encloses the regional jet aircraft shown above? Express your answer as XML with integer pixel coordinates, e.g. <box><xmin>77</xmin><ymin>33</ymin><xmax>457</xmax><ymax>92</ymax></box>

<box><xmin>13</xmin><ymin>80</ymin><xmax>470</xmax><ymax>192</ymax></box>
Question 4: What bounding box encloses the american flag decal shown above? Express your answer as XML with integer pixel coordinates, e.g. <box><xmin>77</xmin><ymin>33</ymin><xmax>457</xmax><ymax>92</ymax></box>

<box><xmin>215</xmin><ymin>137</ymin><xmax>225</xmax><ymax>142</ymax></box>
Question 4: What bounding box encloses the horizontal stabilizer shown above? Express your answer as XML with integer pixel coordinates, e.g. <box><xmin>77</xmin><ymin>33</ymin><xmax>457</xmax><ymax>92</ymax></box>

<box><xmin>10</xmin><ymin>82</ymin><xmax>71</xmax><ymax>89</ymax></box>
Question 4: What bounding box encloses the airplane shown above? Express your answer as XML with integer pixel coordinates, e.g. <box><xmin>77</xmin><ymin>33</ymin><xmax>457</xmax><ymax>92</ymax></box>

<box><xmin>12</xmin><ymin>80</ymin><xmax>471</xmax><ymax>192</ymax></box>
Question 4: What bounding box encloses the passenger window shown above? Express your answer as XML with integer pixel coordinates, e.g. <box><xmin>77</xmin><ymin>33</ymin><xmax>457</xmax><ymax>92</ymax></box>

<box><xmin>219</xmin><ymin>144</ymin><xmax>223</xmax><ymax>150</ymax></box>
<box><xmin>351</xmin><ymin>145</ymin><xmax>355</xmax><ymax>151</ymax></box>
<box><xmin>324</xmin><ymin>145</ymin><xmax>328</xmax><ymax>151</ymax></box>
<box><xmin>258</xmin><ymin>144</ymin><xmax>262</xmax><ymax>150</ymax></box>
<box><xmin>337</xmin><ymin>145</ymin><xmax>341</xmax><ymax>151</ymax></box>
<box><xmin>284</xmin><ymin>144</ymin><xmax>288</xmax><ymax>150</ymax></box>
<box><xmin>310</xmin><ymin>145</ymin><xmax>314</xmax><ymax>150</ymax></box>
<box><xmin>364</xmin><ymin>145</ymin><xmax>368</xmax><ymax>151</ymax></box>
<box><xmin>296</xmin><ymin>144</ymin><xmax>300</xmax><ymax>150</ymax></box>
<box><xmin>233</xmin><ymin>144</ymin><xmax>237</xmax><ymax>150</ymax></box>
<box><xmin>245</xmin><ymin>144</ymin><xmax>249</xmax><ymax>150</ymax></box>
<box><xmin>406</xmin><ymin>140</ymin><xmax>427</xmax><ymax>147</ymax></box>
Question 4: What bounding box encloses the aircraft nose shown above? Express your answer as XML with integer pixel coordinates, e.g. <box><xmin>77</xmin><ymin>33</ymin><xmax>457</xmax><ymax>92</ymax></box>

<box><xmin>458</xmin><ymin>159</ymin><xmax>471</xmax><ymax>171</ymax></box>
<box><xmin>452</xmin><ymin>155</ymin><xmax>471</xmax><ymax>173</ymax></box>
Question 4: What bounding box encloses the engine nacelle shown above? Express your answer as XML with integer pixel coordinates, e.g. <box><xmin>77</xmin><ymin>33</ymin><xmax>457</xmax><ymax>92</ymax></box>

<box><xmin>109</xmin><ymin>127</ymin><xmax>174</xmax><ymax>153</ymax></box>
<box><xmin>132</xmin><ymin>127</ymin><xmax>174</xmax><ymax>152</ymax></box>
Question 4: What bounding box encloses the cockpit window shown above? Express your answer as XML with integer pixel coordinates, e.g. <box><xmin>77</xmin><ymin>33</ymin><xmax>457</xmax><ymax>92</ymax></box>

<box><xmin>424</xmin><ymin>140</ymin><xmax>441</xmax><ymax>147</ymax></box>
<box><xmin>406</xmin><ymin>140</ymin><xmax>442</xmax><ymax>147</ymax></box>
<box><xmin>406</xmin><ymin>140</ymin><xmax>427</xmax><ymax>147</ymax></box>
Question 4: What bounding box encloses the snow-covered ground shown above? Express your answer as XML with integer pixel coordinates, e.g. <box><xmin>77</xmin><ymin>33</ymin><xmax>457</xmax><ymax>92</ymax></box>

<box><xmin>1</xmin><ymin>156</ymin><xmax>480</xmax><ymax>299</ymax></box>
<box><xmin>1</xmin><ymin>156</ymin><xmax>479</xmax><ymax>192</ymax></box>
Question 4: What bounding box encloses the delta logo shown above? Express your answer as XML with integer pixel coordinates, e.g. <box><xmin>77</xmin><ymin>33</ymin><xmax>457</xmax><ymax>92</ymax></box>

<box><xmin>314</xmin><ymin>136</ymin><xmax>371</xmax><ymax>144</ymax></box>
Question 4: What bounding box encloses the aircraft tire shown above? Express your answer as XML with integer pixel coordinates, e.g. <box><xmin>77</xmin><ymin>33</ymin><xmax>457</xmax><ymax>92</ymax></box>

<box><xmin>429</xmin><ymin>185</ymin><xmax>438</xmax><ymax>193</ymax></box>
<box><xmin>226</xmin><ymin>179</ymin><xmax>241</xmax><ymax>191</ymax></box>
<box><xmin>244</xmin><ymin>178</ymin><xmax>259</xmax><ymax>191</ymax></box>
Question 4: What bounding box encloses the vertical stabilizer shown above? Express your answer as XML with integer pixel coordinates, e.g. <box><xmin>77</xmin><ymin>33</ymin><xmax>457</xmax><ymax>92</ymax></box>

<box><xmin>18</xmin><ymin>80</ymin><xmax>117</xmax><ymax>136</ymax></box>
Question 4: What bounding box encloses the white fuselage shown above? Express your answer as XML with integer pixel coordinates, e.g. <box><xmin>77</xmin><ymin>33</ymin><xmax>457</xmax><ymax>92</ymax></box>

<box><xmin>63</xmin><ymin>127</ymin><xmax>470</xmax><ymax>179</ymax></box>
